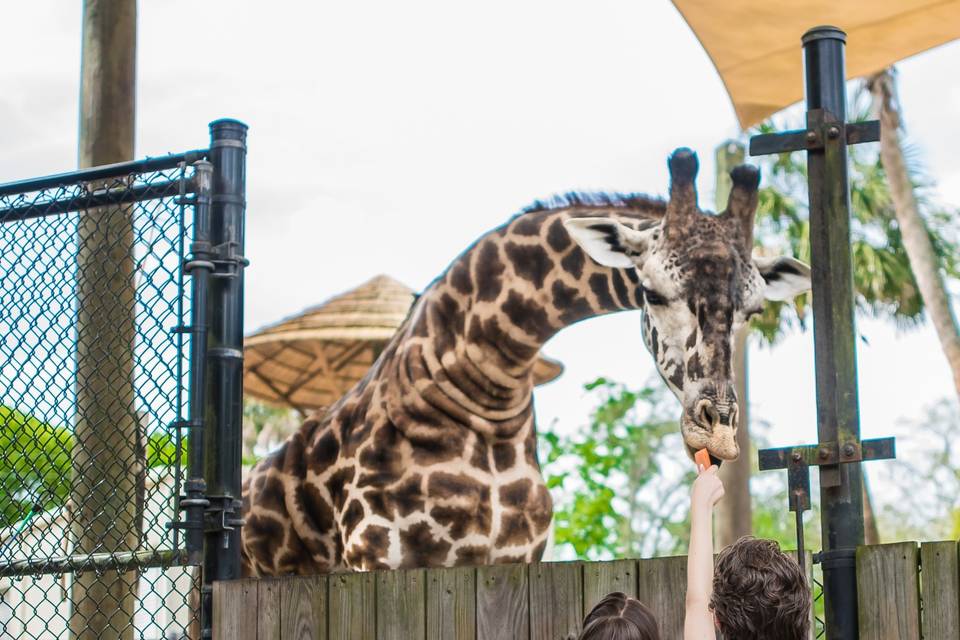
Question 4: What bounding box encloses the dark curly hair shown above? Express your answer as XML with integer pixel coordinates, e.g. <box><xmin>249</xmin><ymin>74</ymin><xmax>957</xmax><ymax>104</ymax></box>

<box><xmin>710</xmin><ymin>536</ymin><xmax>811</xmax><ymax>639</ymax></box>
<box><xmin>578</xmin><ymin>592</ymin><xmax>661</xmax><ymax>640</ymax></box>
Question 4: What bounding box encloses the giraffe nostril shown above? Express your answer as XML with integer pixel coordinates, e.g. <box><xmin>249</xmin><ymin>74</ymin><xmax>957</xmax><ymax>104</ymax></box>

<box><xmin>697</xmin><ymin>401</ymin><xmax>720</xmax><ymax>430</ymax></box>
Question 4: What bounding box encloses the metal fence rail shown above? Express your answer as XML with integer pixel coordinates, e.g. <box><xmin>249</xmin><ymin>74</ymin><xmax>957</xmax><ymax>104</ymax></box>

<box><xmin>0</xmin><ymin>120</ymin><xmax>247</xmax><ymax>640</ymax></box>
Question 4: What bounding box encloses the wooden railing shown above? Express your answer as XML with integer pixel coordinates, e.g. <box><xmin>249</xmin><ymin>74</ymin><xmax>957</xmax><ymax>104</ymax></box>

<box><xmin>213</xmin><ymin>540</ymin><xmax>959</xmax><ymax>639</ymax></box>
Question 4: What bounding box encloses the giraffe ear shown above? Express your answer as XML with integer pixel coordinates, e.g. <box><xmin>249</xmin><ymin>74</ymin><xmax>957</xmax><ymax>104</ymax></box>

<box><xmin>563</xmin><ymin>217</ymin><xmax>650</xmax><ymax>269</ymax></box>
<box><xmin>754</xmin><ymin>255</ymin><xmax>811</xmax><ymax>301</ymax></box>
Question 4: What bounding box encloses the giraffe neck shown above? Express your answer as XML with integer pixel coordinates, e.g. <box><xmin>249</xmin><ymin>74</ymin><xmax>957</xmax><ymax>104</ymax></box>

<box><xmin>384</xmin><ymin>207</ymin><xmax>657</xmax><ymax>440</ymax></box>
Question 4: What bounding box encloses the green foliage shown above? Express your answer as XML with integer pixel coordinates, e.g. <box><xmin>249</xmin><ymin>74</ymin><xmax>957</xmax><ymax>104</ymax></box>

<box><xmin>748</xmin><ymin>93</ymin><xmax>960</xmax><ymax>344</ymax></box>
<box><xmin>542</xmin><ymin>378</ymin><xmax>695</xmax><ymax>560</ymax></box>
<box><xmin>0</xmin><ymin>405</ymin><xmax>183</xmax><ymax>529</ymax></box>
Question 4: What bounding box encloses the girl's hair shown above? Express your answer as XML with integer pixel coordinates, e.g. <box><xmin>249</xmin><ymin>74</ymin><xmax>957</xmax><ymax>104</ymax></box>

<box><xmin>578</xmin><ymin>592</ymin><xmax>661</xmax><ymax>640</ymax></box>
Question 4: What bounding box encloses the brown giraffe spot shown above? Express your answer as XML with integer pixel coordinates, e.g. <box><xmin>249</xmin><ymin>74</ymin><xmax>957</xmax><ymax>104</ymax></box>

<box><xmin>501</xmin><ymin>290</ymin><xmax>551</xmax><ymax>342</ymax></box>
<box><xmin>687</xmin><ymin>352</ymin><xmax>705</xmax><ymax>380</ymax></box>
<box><xmin>532</xmin><ymin>539</ymin><xmax>548</xmax><ymax>560</ymax></box>
<box><xmin>294</xmin><ymin>482</ymin><xmax>335</xmax><ymax>533</ymax></box>
<box><xmin>389</xmin><ymin>474</ymin><xmax>425</xmax><ymax>517</ymax></box>
<box><xmin>455</xmin><ymin>545</ymin><xmax>489</xmax><ymax>566</ymax></box>
<box><xmin>610</xmin><ymin>270</ymin><xmax>632</xmax><ymax>308</ymax></box>
<box><xmin>245</xmin><ymin>513</ymin><xmax>285</xmax><ymax>567</ymax></box>
<box><xmin>449</xmin><ymin>258</ymin><xmax>474</xmax><ymax>295</ymax></box>
<box><xmin>478</xmin><ymin>316</ymin><xmax>538</xmax><ymax>362</ymax></box>
<box><xmin>400</xmin><ymin>521</ymin><xmax>453</xmax><ymax>568</ymax></box>
<box><xmin>669</xmin><ymin>365</ymin><xmax>684</xmax><ymax>390</ymax></box>
<box><xmin>523</xmin><ymin>432</ymin><xmax>539</xmax><ymax>465</ymax></box>
<box><xmin>686</xmin><ymin>329</ymin><xmax>698</xmax><ymax>350</ymax></box>
<box><xmin>650</xmin><ymin>326</ymin><xmax>660</xmax><ymax>361</ymax></box>
<box><xmin>430</xmin><ymin>500</ymin><xmax>491</xmax><ymax>539</ymax></box>
<box><xmin>346</xmin><ymin>525</ymin><xmax>390</xmax><ymax>570</ymax></box>
<box><xmin>529</xmin><ymin>486</ymin><xmax>553</xmax><ymax>533</ymax></box>
<box><xmin>342</xmin><ymin>499</ymin><xmax>365</xmax><ymax>538</ymax></box>
<box><xmin>309</xmin><ymin>430</ymin><xmax>340</xmax><ymax>472</ymax></box>
<box><xmin>357</xmin><ymin>424</ymin><xmax>403</xmax><ymax>488</ymax></box>
<box><xmin>470</xmin><ymin>437</ymin><xmax>491</xmax><ymax>472</ymax></box>
<box><xmin>475</xmin><ymin>241</ymin><xmax>505</xmax><ymax>302</ymax></box>
<box><xmin>512</xmin><ymin>215</ymin><xmax>541</xmax><ymax>236</ymax></box>
<box><xmin>495</xmin><ymin>554</ymin><xmax>527</xmax><ymax>564</ymax></box>
<box><xmin>499</xmin><ymin>479</ymin><xmax>532</xmax><ymax>508</ymax></box>
<box><xmin>428</xmin><ymin>471</ymin><xmax>484</xmax><ymax>501</ymax></box>
<box><xmin>257</xmin><ymin>475</ymin><xmax>286</xmax><ymax>514</ymax></box>
<box><xmin>560</xmin><ymin>248</ymin><xmax>585</xmax><ymax>279</ymax></box>
<box><xmin>364</xmin><ymin>489</ymin><xmax>393</xmax><ymax>520</ymax></box>
<box><xmin>495</xmin><ymin>512</ymin><xmax>532</xmax><ymax>546</ymax></box>
<box><xmin>547</xmin><ymin>217</ymin><xmax>571</xmax><ymax>252</ymax></box>
<box><xmin>551</xmin><ymin>280</ymin><xmax>593</xmax><ymax>324</ymax></box>
<box><xmin>505</xmin><ymin>242</ymin><xmax>553</xmax><ymax>289</ymax></box>
<box><xmin>492</xmin><ymin>442</ymin><xmax>515</xmax><ymax>471</ymax></box>
<box><xmin>431</xmin><ymin>293</ymin><xmax>465</xmax><ymax>355</ymax></box>
<box><xmin>326</xmin><ymin>466</ymin><xmax>355</xmax><ymax>511</ymax></box>
<box><xmin>589</xmin><ymin>273</ymin><xmax>618</xmax><ymax>310</ymax></box>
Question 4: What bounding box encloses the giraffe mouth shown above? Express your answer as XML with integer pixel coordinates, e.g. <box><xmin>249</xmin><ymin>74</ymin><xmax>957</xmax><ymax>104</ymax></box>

<box><xmin>686</xmin><ymin>444</ymin><xmax>723</xmax><ymax>468</ymax></box>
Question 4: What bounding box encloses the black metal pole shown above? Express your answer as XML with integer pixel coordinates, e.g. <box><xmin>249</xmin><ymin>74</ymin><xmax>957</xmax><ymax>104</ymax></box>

<box><xmin>802</xmin><ymin>26</ymin><xmax>864</xmax><ymax>640</ymax></box>
<box><xmin>201</xmin><ymin>119</ymin><xmax>248</xmax><ymax>638</ymax></box>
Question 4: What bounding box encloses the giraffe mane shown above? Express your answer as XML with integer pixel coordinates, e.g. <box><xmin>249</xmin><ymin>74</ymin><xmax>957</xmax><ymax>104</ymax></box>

<box><xmin>519</xmin><ymin>190</ymin><xmax>667</xmax><ymax>216</ymax></box>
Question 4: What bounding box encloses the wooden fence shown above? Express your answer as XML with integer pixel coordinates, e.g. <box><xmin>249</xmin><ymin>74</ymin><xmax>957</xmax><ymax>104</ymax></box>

<box><xmin>213</xmin><ymin>540</ymin><xmax>959</xmax><ymax>640</ymax></box>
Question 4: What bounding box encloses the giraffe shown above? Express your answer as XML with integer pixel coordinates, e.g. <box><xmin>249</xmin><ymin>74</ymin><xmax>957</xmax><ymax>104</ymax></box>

<box><xmin>239</xmin><ymin>148</ymin><xmax>811</xmax><ymax>576</ymax></box>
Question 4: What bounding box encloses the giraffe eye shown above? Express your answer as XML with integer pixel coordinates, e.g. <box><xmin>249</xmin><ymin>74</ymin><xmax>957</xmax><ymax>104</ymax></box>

<box><xmin>643</xmin><ymin>288</ymin><xmax>668</xmax><ymax>306</ymax></box>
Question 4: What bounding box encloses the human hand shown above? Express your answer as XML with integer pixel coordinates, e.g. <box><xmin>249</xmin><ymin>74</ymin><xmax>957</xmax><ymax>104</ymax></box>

<box><xmin>691</xmin><ymin>465</ymin><xmax>724</xmax><ymax>512</ymax></box>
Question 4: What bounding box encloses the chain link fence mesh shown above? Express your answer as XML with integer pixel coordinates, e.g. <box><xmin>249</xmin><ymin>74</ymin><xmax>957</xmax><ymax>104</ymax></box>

<box><xmin>0</xmin><ymin>162</ymin><xmax>200</xmax><ymax>639</ymax></box>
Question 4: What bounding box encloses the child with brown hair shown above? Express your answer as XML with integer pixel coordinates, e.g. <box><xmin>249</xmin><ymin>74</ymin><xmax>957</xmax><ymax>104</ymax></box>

<box><xmin>684</xmin><ymin>464</ymin><xmax>811</xmax><ymax>639</ymax></box>
<box><xmin>578</xmin><ymin>591</ymin><xmax>661</xmax><ymax>640</ymax></box>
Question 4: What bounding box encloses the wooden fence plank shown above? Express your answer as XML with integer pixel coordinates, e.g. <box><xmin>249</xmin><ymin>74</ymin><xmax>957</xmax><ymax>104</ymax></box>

<box><xmin>857</xmin><ymin>542</ymin><xmax>921</xmax><ymax>640</ymax></box>
<box><xmin>920</xmin><ymin>541</ymin><xmax>960</xmax><ymax>640</ymax></box>
<box><xmin>258</xmin><ymin>578</ymin><xmax>281</xmax><ymax>640</ymax></box>
<box><xmin>212</xmin><ymin>579</ymin><xmax>258</xmax><ymax>640</ymax></box>
<box><xmin>280</xmin><ymin>575</ymin><xmax>328</xmax><ymax>640</ymax></box>
<box><xmin>328</xmin><ymin>571</ymin><xmax>376</xmax><ymax>640</ymax></box>
<box><xmin>477</xmin><ymin>563</ymin><xmax>529</xmax><ymax>640</ymax></box>
<box><xmin>426</xmin><ymin>566</ymin><xmax>477</xmax><ymax>640</ymax></box>
<box><xmin>528</xmin><ymin>561</ymin><xmax>583</xmax><ymax>640</ymax></box>
<box><xmin>636</xmin><ymin>555</ymin><xmax>686</xmax><ymax>639</ymax></box>
<box><xmin>377</xmin><ymin>568</ymin><xmax>427</xmax><ymax>640</ymax></box>
<box><xmin>582</xmin><ymin>559</ymin><xmax>638</xmax><ymax>616</ymax></box>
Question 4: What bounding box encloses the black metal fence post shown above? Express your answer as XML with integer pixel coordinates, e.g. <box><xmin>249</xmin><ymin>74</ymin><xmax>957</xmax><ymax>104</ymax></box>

<box><xmin>802</xmin><ymin>28</ymin><xmax>864</xmax><ymax>640</ymax></box>
<box><xmin>201</xmin><ymin>119</ymin><xmax>248</xmax><ymax>638</ymax></box>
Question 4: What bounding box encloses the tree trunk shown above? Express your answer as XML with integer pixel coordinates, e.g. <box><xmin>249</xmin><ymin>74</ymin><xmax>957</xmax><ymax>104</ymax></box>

<box><xmin>70</xmin><ymin>2</ymin><xmax>140</xmax><ymax>639</ymax></box>
<box><xmin>714</xmin><ymin>141</ymin><xmax>753</xmax><ymax>548</ymax></box>
<box><xmin>868</xmin><ymin>68</ymin><xmax>960</xmax><ymax>403</ymax></box>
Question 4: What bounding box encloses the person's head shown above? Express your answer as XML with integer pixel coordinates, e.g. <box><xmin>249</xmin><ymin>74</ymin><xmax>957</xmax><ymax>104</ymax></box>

<box><xmin>578</xmin><ymin>592</ymin><xmax>660</xmax><ymax>640</ymax></box>
<box><xmin>710</xmin><ymin>536</ymin><xmax>811</xmax><ymax>639</ymax></box>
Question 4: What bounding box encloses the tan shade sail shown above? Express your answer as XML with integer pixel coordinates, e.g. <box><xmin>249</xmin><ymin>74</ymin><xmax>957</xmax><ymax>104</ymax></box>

<box><xmin>244</xmin><ymin>275</ymin><xmax>564</xmax><ymax>413</ymax></box>
<box><xmin>670</xmin><ymin>0</ymin><xmax>960</xmax><ymax>128</ymax></box>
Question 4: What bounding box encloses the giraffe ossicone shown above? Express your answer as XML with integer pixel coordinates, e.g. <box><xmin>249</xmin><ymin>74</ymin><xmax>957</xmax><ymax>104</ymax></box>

<box><xmin>240</xmin><ymin>147</ymin><xmax>811</xmax><ymax>576</ymax></box>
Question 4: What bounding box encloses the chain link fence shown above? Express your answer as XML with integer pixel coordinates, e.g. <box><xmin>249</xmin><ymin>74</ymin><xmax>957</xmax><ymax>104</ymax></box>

<box><xmin>0</xmin><ymin>122</ymin><xmax>246</xmax><ymax>640</ymax></box>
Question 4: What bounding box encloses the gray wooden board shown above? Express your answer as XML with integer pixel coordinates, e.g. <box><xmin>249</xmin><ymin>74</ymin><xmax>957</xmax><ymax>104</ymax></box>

<box><xmin>528</xmin><ymin>561</ymin><xmax>584</xmax><ymax>640</ymax></box>
<box><xmin>920</xmin><ymin>541</ymin><xmax>960</xmax><ymax>640</ymax></box>
<box><xmin>583</xmin><ymin>559</ymin><xmax>638</xmax><ymax>617</ymax></box>
<box><xmin>637</xmin><ymin>555</ymin><xmax>687</xmax><ymax>639</ymax></box>
<box><xmin>857</xmin><ymin>542</ymin><xmax>921</xmax><ymax>640</ymax></box>
<box><xmin>426</xmin><ymin>566</ymin><xmax>477</xmax><ymax>640</ymax></box>
<box><xmin>328</xmin><ymin>571</ymin><xmax>376</xmax><ymax>640</ymax></box>
<box><xmin>477</xmin><ymin>563</ymin><xmax>529</xmax><ymax>640</ymax></box>
<box><xmin>280</xmin><ymin>575</ymin><xmax>327</xmax><ymax>640</ymax></box>
<box><xmin>213</xmin><ymin>579</ymin><xmax>258</xmax><ymax>640</ymax></box>
<box><xmin>377</xmin><ymin>568</ymin><xmax>426</xmax><ymax>640</ymax></box>
<box><xmin>257</xmin><ymin>578</ymin><xmax>281</xmax><ymax>639</ymax></box>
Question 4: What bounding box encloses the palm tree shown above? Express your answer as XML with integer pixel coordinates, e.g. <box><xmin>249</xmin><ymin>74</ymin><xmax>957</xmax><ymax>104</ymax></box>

<box><xmin>867</xmin><ymin>68</ymin><xmax>960</xmax><ymax>405</ymax></box>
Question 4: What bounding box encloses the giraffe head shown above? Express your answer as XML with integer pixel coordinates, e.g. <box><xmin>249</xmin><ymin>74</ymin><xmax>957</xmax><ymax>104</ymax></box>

<box><xmin>564</xmin><ymin>148</ymin><xmax>810</xmax><ymax>462</ymax></box>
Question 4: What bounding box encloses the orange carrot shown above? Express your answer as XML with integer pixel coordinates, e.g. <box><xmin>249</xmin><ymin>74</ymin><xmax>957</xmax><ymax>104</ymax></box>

<box><xmin>694</xmin><ymin>448</ymin><xmax>711</xmax><ymax>470</ymax></box>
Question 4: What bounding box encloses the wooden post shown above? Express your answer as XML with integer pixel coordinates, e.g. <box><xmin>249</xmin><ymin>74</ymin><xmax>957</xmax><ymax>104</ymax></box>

<box><xmin>70</xmin><ymin>2</ymin><xmax>139</xmax><ymax>638</ymax></box>
<box><xmin>714</xmin><ymin>140</ymin><xmax>752</xmax><ymax>549</ymax></box>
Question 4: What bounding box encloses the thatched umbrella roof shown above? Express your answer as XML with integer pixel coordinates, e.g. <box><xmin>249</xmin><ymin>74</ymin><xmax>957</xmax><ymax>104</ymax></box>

<box><xmin>244</xmin><ymin>275</ymin><xmax>564</xmax><ymax>413</ymax></box>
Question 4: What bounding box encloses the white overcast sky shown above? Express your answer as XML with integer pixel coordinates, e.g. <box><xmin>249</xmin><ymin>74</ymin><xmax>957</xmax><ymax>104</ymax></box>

<box><xmin>2</xmin><ymin>2</ymin><xmax>959</xmax><ymax>498</ymax></box>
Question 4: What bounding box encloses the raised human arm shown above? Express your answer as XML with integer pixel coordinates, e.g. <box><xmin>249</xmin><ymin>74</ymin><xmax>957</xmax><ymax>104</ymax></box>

<box><xmin>684</xmin><ymin>465</ymin><xmax>724</xmax><ymax>640</ymax></box>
